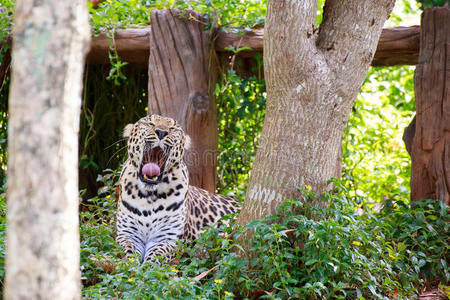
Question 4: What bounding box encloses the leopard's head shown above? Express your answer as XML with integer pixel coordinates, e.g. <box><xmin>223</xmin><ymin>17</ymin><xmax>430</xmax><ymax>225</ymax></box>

<box><xmin>123</xmin><ymin>114</ymin><xmax>190</xmax><ymax>189</ymax></box>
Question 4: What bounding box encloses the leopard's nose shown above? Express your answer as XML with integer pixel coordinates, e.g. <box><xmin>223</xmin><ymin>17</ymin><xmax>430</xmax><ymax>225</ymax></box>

<box><xmin>155</xmin><ymin>129</ymin><xmax>168</xmax><ymax>140</ymax></box>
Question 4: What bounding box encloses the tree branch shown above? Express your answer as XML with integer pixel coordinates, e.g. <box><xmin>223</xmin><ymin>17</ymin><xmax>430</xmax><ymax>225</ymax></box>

<box><xmin>317</xmin><ymin>0</ymin><xmax>395</xmax><ymax>76</ymax></box>
<box><xmin>264</xmin><ymin>0</ymin><xmax>319</xmax><ymax>91</ymax></box>
<box><xmin>267</xmin><ymin>0</ymin><xmax>318</xmax><ymax>36</ymax></box>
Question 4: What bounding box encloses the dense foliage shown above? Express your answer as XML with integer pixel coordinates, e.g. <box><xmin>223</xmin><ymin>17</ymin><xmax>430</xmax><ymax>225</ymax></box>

<box><xmin>88</xmin><ymin>0</ymin><xmax>266</xmax><ymax>33</ymax></box>
<box><xmin>0</xmin><ymin>0</ymin><xmax>13</xmax><ymax>46</ymax></box>
<box><xmin>342</xmin><ymin>66</ymin><xmax>415</xmax><ymax>206</ymax></box>
<box><xmin>8</xmin><ymin>173</ymin><xmax>444</xmax><ymax>299</ymax></box>
<box><xmin>417</xmin><ymin>0</ymin><xmax>450</xmax><ymax>9</ymax></box>
<box><xmin>1</xmin><ymin>167</ymin><xmax>447</xmax><ymax>298</ymax></box>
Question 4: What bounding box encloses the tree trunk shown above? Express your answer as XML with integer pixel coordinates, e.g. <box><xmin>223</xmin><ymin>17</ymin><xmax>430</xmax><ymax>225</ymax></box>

<box><xmin>147</xmin><ymin>9</ymin><xmax>218</xmax><ymax>192</ymax></box>
<box><xmin>4</xmin><ymin>0</ymin><xmax>90</xmax><ymax>299</ymax></box>
<box><xmin>238</xmin><ymin>0</ymin><xmax>395</xmax><ymax>225</ymax></box>
<box><xmin>411</xmin><ymin>8</ymin><xmax>450</xmax><ymax>205</ymax></box>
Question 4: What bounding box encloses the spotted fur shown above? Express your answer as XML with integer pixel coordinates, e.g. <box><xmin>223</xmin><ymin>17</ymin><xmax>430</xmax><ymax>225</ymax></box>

<box><xmin>116</xmin><ymin>114</ymin><xmax>238</xmax><ymax>264</ymax></box>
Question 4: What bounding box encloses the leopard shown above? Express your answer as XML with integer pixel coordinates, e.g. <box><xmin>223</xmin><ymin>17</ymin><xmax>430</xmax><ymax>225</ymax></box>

<box><xmin>116</xmin><ymin>114</ymin><xmax>238</xmax><ymax>264</ymax></box>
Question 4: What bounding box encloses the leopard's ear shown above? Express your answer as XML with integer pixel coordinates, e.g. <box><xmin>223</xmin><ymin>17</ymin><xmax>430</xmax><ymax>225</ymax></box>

<box><xmin>184</xmin><ymin>135</ymin><xmax>191</xmax><ymax>150</ymax></box>
<box><xmin>123</xmin><ymin>124</ymin><xmax>134</xmax><ymax>138</ymax></box>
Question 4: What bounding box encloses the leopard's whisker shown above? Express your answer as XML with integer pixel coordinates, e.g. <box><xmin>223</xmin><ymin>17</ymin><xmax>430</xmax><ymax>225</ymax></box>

<box><xmin>104</xmin><ymin>138</ymin><xmax>127</xmax><ymax>150</ymax></box>
<box><xmin>106</xmin><ymin>144</ymin><xmax>127</xmax><ymax>166</ymax></box>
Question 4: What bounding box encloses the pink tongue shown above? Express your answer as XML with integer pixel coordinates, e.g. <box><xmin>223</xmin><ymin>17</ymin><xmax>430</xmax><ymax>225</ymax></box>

<box><xmin>142</xmin><ymin>163</ymin><xmax>160</xmax><ymax>177</ymax></box>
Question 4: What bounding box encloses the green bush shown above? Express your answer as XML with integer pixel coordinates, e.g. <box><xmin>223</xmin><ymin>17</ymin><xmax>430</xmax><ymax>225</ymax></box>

<box><xmin>76</xmin><ymin>171</ymin><xmax>448</xmax><ymax>299</ymax></box>
<box><xmin>185</xmin><ymin>188</ymin><xmax>448</xmax><ymax>299</ymax></box>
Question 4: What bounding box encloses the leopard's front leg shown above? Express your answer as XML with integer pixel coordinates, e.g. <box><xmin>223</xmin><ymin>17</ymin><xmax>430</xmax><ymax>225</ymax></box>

<box><xmin>116</xmin><ymin>235</ymin><xmax>136</xmax><ymax>256</ymax></box>
<box><xmin>143</xmin><ymin>240</ymin><xmax>177</xmax><ymax>265</ymax></box>
<box><xmin>116</xmin><ymin>216</ymin><xmax>145</xmax><ymax>260</ymax></box>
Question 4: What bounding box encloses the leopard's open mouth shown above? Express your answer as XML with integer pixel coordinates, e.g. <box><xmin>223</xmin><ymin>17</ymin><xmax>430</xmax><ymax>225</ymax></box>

<box><xmin>139</xmin><ymin>145</ymin><xmax>168</xmax><ymax>185</ymax></box>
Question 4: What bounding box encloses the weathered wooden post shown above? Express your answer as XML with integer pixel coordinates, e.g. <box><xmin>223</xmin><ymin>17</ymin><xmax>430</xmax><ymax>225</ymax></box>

<box><xmin>147</xmin><ymin>9</ymin><xmax>218</xmax><ymax>192</ymax></box>
<box><xmin>411</xmin><ymin>7</ymin><xmax>450</xmax><ymax>205</ymax></box>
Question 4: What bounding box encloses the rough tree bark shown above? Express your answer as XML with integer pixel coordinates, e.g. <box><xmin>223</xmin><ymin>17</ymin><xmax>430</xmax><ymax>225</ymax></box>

<box><xmin>237</xmin><ymin>0</ymin><xmax>395</xmax><ymax>225</ymax></box>
<box><xmin>411</xmin><ymin>8</ymin><xmax>450</xmax><ymax>205</ymax></box>
<box><xmin>4</xmin><ymin>0</ymin><xmax>90</xmax><ymax>299</ymax></box>
<box><xmin>147</xmin><ymin>9</ymin><xmax>218</xmax><ymax>192</ymax></box>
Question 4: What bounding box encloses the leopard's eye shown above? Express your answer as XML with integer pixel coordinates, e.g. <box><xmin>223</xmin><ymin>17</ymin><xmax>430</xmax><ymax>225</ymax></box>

<box><xmin>139</xmin><ymin>119</ymin><xmax>155</xmax><ymax>127</ymax></box>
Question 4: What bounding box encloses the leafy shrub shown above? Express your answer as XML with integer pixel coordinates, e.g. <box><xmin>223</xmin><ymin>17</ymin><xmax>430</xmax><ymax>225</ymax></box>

<box><xmin>78</xmin><ymin>172</ymin><xmax>449</xmax><ymax>299</ymax></box>
<box><xmin>184</xmin><ymin>188</ymin><xmax>448</xmax><ymax>299</ymax></box>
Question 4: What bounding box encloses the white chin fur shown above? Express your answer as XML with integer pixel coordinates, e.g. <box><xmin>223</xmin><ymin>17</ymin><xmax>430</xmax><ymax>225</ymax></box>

<box><xmin>137</xmin><ymin>179</ymin><xmax>158</xmax><ymax>193</ymax></box>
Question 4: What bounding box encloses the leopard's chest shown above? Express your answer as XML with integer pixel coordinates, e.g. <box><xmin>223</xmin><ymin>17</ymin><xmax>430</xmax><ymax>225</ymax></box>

<box><xmin>118</xmin><ymin>178</ymin><xmax>189</xmax><ymax>241</ymax></box>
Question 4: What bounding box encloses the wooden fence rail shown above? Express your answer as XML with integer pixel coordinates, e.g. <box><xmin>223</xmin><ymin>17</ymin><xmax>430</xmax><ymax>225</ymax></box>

<box><xmin>1</xmin><ymin>26</ymin><xmax>421</xmax><ymax>82</ymax></box>
<box><xmin>86</xmin><ymin>26</ymin><xmax>420</xmax><ymax>68</ymax></box>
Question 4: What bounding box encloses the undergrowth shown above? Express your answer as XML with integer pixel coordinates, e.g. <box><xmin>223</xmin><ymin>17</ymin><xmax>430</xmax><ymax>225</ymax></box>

<box><xmin>75</xmin><ymin>170</ymin><xmax>449</xmax><ymax>299</ymax></box>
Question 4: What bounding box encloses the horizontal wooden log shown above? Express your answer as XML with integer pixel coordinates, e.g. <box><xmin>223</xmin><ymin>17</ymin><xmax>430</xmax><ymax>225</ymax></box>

<box><xmin>372</xmin><ymin>26</ymin><xmax>420</xmax><ymax>67</ymax></box>
<box><xmin>84</xmin><ymin>26</ymin><xmax>420</xmax><ymax>67</ymax></box>
<box><xmin>86</xmin><ymin>28</ymin><xmax>151</xmax><ymax>67</ymax></box>
<box><xmin>215</xmin><ymin>29</ymin><xmax>264</xmax><ymax>56</ymax></box>
<box><xmin>0</xmin><ymin>26</ymin><xmax>420</xmax><ymax>74</ymax></box>
<box><xmin>216</xmin><ymin>27</ymin><xmax>421</xmax><ymax>67</ymax></box>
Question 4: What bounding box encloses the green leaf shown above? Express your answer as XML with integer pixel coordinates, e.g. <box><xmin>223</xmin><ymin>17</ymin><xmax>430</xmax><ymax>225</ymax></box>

<box><xmin>305</xmin><ymin>259</ymin><xmax>318</xmax><ymax>266</ymax></box>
